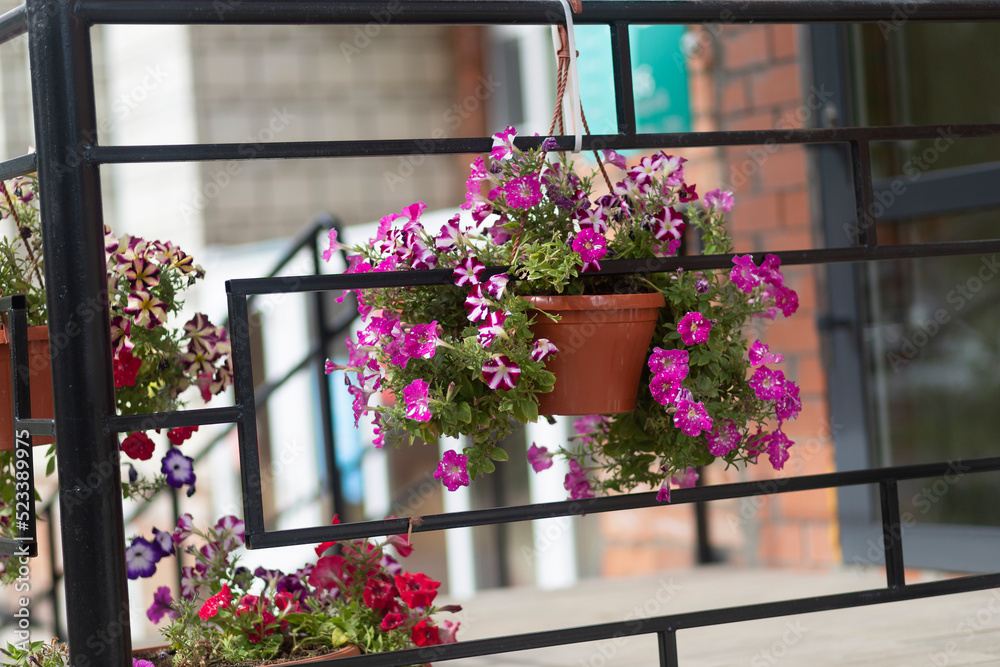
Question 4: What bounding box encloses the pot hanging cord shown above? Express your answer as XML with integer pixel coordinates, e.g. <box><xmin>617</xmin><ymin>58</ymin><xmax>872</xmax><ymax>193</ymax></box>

<box><xmin>550</xmin><ymin>0</ymin><xmax>583</xmax><ymax>153</ymax></box>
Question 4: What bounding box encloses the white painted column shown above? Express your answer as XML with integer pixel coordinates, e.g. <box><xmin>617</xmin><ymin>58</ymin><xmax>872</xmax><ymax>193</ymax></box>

<box><xmin>524</xmin><ymin>417</ymin><xmax>578</xmax><ymax>590</ymax></box>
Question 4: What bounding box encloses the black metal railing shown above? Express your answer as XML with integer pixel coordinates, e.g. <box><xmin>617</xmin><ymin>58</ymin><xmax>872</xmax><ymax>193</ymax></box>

<box><xmin>7</xmin><ymin>1</ymin><xmax>1000</xmax><ymax>665</ymax></box>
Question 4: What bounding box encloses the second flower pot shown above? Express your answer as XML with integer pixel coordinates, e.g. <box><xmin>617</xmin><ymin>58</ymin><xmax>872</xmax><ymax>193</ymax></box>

<box><xmin>0</xmin><ymin>325</ymin><xmax>54</xmax><ymax>450</ymax></box>
<box><xmin>525</xmin><ymin>292</ymin><xmax>665</xmax><ymax>416</ymax></box>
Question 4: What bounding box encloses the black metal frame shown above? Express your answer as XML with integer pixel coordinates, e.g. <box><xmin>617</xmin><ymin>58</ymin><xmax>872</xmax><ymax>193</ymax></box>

<box><xmin>4</xmin><ymin>0</ymin><xmax>1000</xmax><ymax>665</ymax></box>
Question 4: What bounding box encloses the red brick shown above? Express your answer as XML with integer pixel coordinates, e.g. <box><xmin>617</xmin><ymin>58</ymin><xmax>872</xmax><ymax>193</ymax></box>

<box><xmin>769</xmin><ymin>24</ymin><xmax>799</xmax><ymax>61</ymax></box>
<box><xmin>805</xmin><ymin>521</ymin><xmax>838</xmax><ymax>565</ymax></box>
<box><xmin>779</xmin><ymin>187</ymin><xmax>812</xmax><ymax>229</ymax></box>
<box><xmin>758</xmin><ymin>522</ymin><xmax>805</xmax><ymax>564</ymax></box>
<box><xmin>794</xmin><ymin>353</ymin><xmax>826</xmax><ymax>395</ymax></box>
<box><xmin>778</xmin><ymin>489</ymin><xmax>834</xmax><ymax>522</ymax></box>
<box><xmin>729</xmin><ymin>192</ymin><xmax>781</xmax><ymax>232</ymax></box>
<box><xmin>758</xmin><ymin>228</ymin><xmax>813</xmax><ymax>252</ymax></box>
<box><xmin>751</xmin><ymin>62</ymin><xmax>803</xmax><ymax>108</ymax></box>
<box><xmin>689</xmin><ymin>71</ymin><xmax>714</xmax><ymax>116</ymax></box>
<box><xmin>721</xmin><ymin>77</ymin><xmax>749</xmax><ymax>115</ymax></box>
<box><xmin>763</xmin><ymin>317</ymin><xmax>820</xmax><ymax>355</ymax></box>
<box><xmin>726</xmin><ymin>110</ymin><xmax>775</xmax><ymax>132</ymax></box>
<box><xmin>761</xmin><ymin>145</ymin><xmax>808</xmax><ymax>191</ymax></box>
<box><xmin>722</xmin><ymin>26</ymin><xmax>769</xmax><ymax>70</ymax></box>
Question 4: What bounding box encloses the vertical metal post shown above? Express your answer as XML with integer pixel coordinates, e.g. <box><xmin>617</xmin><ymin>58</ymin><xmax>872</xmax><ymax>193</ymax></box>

<box><xmin>8</xmin><ymin>301</ymin><xmax>37</xmax><ymax>552</ymax></box>
<box><xmin>610</xmin><ymin>21</ymin><xmax>636</xmax><ymax>137</ymax></box>
<box><xmin>879</xmin><ymin>479</ymin><xmax>905</xmax><ymax>589</ymax></box>
<box><xmin>26</xmin><ymin>0</ymin><xmax>132</xmax><ymax>663</ymax></box>
<box><xmin>310</xmin><ymin>221</ymin><xmax>345</xmax><ymax>520</ymax></box>
<box><xmin>658</xmin><ymin>629</ymin><xmax>680</xmax><ymax>667</ymax></box>
<box><xmin>850</xmin><ymin>139</ymin><xmax>878</xmax><ymax>248</ymax></box>
<box><xmin>44</xmin><ymin>502</ymin><xmax>63</xmax><ymax>640</ymax></box>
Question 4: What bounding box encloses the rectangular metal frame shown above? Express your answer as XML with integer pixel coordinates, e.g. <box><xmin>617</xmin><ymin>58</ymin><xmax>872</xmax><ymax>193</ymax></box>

<box><xmin>4</xmin><ymin>1</ymin><xmax>999</xmax><ymax>665</ymax></box>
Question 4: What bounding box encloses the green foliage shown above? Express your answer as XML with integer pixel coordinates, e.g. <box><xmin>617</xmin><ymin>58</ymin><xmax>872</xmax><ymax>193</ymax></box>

<box><xmin>1</xmin><ymin>638</ymin><xmax>69</xmax><ymax>667</ymax></box>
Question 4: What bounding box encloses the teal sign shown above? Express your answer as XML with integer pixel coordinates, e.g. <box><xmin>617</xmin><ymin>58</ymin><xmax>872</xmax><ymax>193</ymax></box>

<box><xmin>575</xmin><ymin>24</ymin><xmax>691</xmax><ymax>135</ymax></box>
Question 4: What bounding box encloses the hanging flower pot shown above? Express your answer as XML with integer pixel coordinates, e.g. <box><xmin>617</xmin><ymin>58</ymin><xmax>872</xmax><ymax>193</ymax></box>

<box><xmin>131</xmin><ymin>643</ymin><xmax>362</xmax><ymax>666</ymax></box>
<box><xmin>0</xmin><ymin>324</ymin><xmax>54</xmax><ymax>450</ymax></box>
<box><xmin>525</xmin><ymin>292</ymin><xmax>665</xmax><ymax>416</ymax></box>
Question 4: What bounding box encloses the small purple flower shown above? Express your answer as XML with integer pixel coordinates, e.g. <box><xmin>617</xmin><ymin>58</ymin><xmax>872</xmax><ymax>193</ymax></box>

<box><xmin>477</xmin><ymin>310</ymin><xmax>508</xmax><ymax>348</ymax></box>
<box><xmin>215</xmin><ymin>515</ymin><xmax>246</xmax><ymax>549</ymax></box>
<box><xmin>648</xmin><ymin>348</ymin><xmax>690</xmax><ymax>383</ymax></box>
<box><xmin>491</xmin><ymin>125</ymin><xmax>517</xmax><ymax>161</ymax></box>
<box><xmin>403</xmin><ymin>379</ymin><xmax>432</xmax><ymax>421</ymax></box>
<box><xmin>707</xmin><ymin>420</ymin><xmax>742</xmax><ymax>456</ymax></box>
<box><xmin>748</xmin><ymin>340</ymin><xmax>784</xmax><ymax>367</ymax></box>
<box><xmin>531</xmin><ymin>338</ymin><xmax>558</xmax><ymax>362</ymax></box>
<box><xmin>402</xmin><ymin>322</ymin><xmax>439</xmax><ymax>360</ymax></box>
<box><xmin>322</xmin><ymin>227</ymin><xmax>341</xmax><ymax>262</ymax></box>
<box><xmin>174</xmin><ymin>513</ymin><xmax>194</xmax><ymax>543</ymax></box>
<box><xmin>152</xmin><ymin>527</ymin><xmax>175</xmax><ymax>557</ymax></box>
<box><xmin>775</xmin><ymin>380</ymin><xmax>802</xmax><ymax>423</ymax></box>
<box><xmin>695</xmin><ymin>278</ymin><xmax>710</xmax><ymax>293</ymax></box>
<box><xmin>134</xmin><ymin>660</ymin><xmax>155</xmax><ymax>667</ymax></box>
<box><xmin>677</xmin><ymin>312</ymin><xmax>711</xmax><ymax>345</ymax></box>
<box><xmin>484</xmin><ymin>274</ymin><xmax>509</xmax><ymax>299</ymax></box>
<box><xmin>434</xmin><ymin>450</ymin><xmax>470</xmax><ymax>492</ymax></box>
<box><xmin>671</xmin><ymin>466</ymin><xmax>699</xmax><ymax>488</ymax></box>
<box><xmin>564</xmin><ymin>459</ymin><xmax>594</xmax><ymax>500</ymax></box>
<box><xmin>436</xmin><ymin>214</ymin><xmax>463</xmax><ymax>251</ymax></box>
<box><xmin>147</xmin><ymin>586</ymin><xmax>179</xmax><ymax>623</ymax></box>
<box><xmin>161</xmin><ymin>448</ymin><xmax>196</xmax><ymax>490</ymax></box>
<box><xmin>673</xmin><ymin>399</ymin><xmax>713</xmax><ymax>437</ymax></box>
<box><xmin>749</xmin><ymin>366</ymin><xmax>786</xmax><ymax>401</ymax></box>
<box><xmin>730</xmin><ymin>255</ymin><xmax>761</xmax><ymax>294</ymax></box>
<box><xmin>656</xmin><ymin>478</ymin><xmax>671</xmax><ymax>503</ymax></box>
<box><xmin>126</xmin><ymin>537</ymin><xmax>163</xmax><ymax>580</ymax></box>
<box><xmin>602</xmin><ymin>149</ymin><xmax>628</xmax><ymax>170</ymax></box>
<box><xmin>527</xmin><ymin>443</ymin><xmax>554</xmax><ymax>472</ymax></box>
<box><xmin>649</xmin><ymin>374</ymin><xmax>681</xmax><ymax>406</ymax></box>
<box><xmin>704</xmin><ymin>188</ymin><xmax>734</xmax><ymax>212</ymax></box>
<box><xmin>541</xmin><ymin>136</ymin><xmax>559</xmax><ymax>152</ymax></box>
<box><xmin>766</xmin><ymin>430</ymin><xmax>794</xmax><ymax>470</ymax></box>
<box><xmin>776</xmin><ymin>285</ymin><xmax>799</xmax><ymax>317</ymax></box>
<box><xmin>502</xmin><ymin>173</ymin><xmax>543</xmax><ymax>209</ymax></box>
<box><xmin>482</xmin><ymin>355</ymin><xmax>520</xmax><ymax>390</ymax></box>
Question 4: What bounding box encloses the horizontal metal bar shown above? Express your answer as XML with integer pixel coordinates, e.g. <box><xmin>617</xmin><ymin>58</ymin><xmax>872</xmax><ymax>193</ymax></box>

<box><xmin>86</xmin><ymin>124</ymin><xmax>1000</xmax><ymax>165</ymax></box>
<box><xmin>103</xmin><ymin>406</ymin><xmax>242</xmax><ymax>433</ymax></box>
<box><xmin>0</xmin><ymin>5</ymin><xmax>26</xmax><ymax>45</ymax></box>
<box><xmin>0</xmin><ymin>538</ymin><xmax>35</xmax><ymax>558</ymax></box>
<box><xmin>873</xmin><ymin>161</ymin><xmax>1000</xmax><ymax>223</ymax></box>
<box><xmin>226</xmin><ymin>239</ymin><xmax>1000</xmax><ymax>297</ymax></box>
<box><xmin>0</xmin><ymin>153</ymin><xmax>38</xmax><ymax>182</ymax></box>
<box><xmin>14</xmin><ymin>418</ymin><xmax>55</xmax><ymax>437</ymax></box>
<box><xmin>305</xmin><ymin>572</ymin><xmax>1000</xmax><ymax>666</ymax></box>
<box><xmin>247</xmin><ymin>456</ymin><xmax>1000</xmax><ymax>548</ymax></box>
<box><xmin>76</xmin><ymin>0</ymin><xmax>1000</xmax><ymax>26</ymax></box>
<box><xmin>0</xmin><ymin>295</ymin><xmax>27</xmax><ymax>311</ymax></box>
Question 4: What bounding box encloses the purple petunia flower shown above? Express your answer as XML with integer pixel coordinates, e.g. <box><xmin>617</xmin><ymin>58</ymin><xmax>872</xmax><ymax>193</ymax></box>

<box><xmin>730</xmin><ymin>255</ymin><xmax>761</xmax><ymax>294</ymax></box>
<box><xmin>502</xmin><ymin>174</ymin><xmax>543</xmax><ymax>209</ymax></box>
<box><xmin>530</xmin><ymin>338</ymin><xmax>558</xmax><ymax>363</ymax></box>
<box><xmin>161</xmin><ymin>448</ymin><xmax>196</xmax><ymax>490</ymax></box>
<box><xmin>464</xmin><ymin>285</ymin><xmax>492</xmax><ymax>322</ymax></box>
<box><xmin>775</xmin><ymin>380</ymin><xmax>802</xmax><ymax>423</ymax></box>
<box><xmin>706</xmin><ymin>420</ymin><xmax>742</xmax><ymax>456</ymax></box>
<box><xmin>649</xmin><ymin>374</ymin><xmax>682</xmax><ymax>406</ymax></box>
<box><xmin>436</xmin><ymin>214</ymin><xmax>463</xmax><ymax>251</ymax></box>
<box><xmin>453</xmin><ymin>256</ymin><xmax>485</xmax><ymax>286</ymax></box>
<box><xmin>766</xmin><ymin>430</ymin><xmax>794</xmax><ymax>470</ymax></box>
<box><xmin>126</xmin><ymin>537</ymin><xmax>164</xmax><ymax>580</ymax></box>
<box><xmin>434</xmin><ymin>450</ymin><xmax>470</xmax><ymax>492</ymax></box>
<box><xmin>748</xmin><ymin>340</ymin><xmax>784</xmax><ymax>367</ymax></box>
<box><xmin>526</xmin><ymin>443</ymin><xmax>554</xmax><ymax>472</ymax></box>
<box><xmin>572</xmin><ymin>228</ymin><xmax>608</xmax><ymax>269</ymax></box>
<box><xmin>403</xmin><ymin>379</ymin><xmax>432</xmax><ymax>422</ymax></box>
<box><xmin>152</xmin><ymin>527</ymin><xmax>175</xmax><ymax>557</ymax></box>
<box><xmin>648</xmin><ymin>348</ymin><xmax>690</xmax><ymax>383</ymax></box>
<box><xmin>564</xmin><ymin>459</ymin><xmax>594</xmax><ymax>500</ymax></box>
<box><xmin>671</xmin><ymin>466</ymin><xmax>699</xmax><ymax>489</ymax></box>
<box><xmin>484</xmin><ymin>274</ymin><xmax>509</xmax><ymax>299</ymax></box>
<box><xmin>704</xmin><ymin>188</ymin><xmax>734</xmax><ymax>212</ymax></box>
<box><xmin>673</xmin><ymin>399</ymin><xmax>713</xmax><ymax>437</ymax></box>
<box><xmin>215</xmin><ymin>515</ymin><xmax>246</xmax><ymax>549</ymax></box>
<box><xmin>482</xmin><ymin>355</ymin><xmax>520</xmax><ymax>390</ymax></box>
<box><xmin>541</xmin><ymin>136</ymin><xmax>559</xmax><ymax>152</ymax></box>
<box><xmin>749</xmin><ymin>366</ymin><xmax>786</xmax><ymax>401</ymax></box>
<box><xmin>402</xmin><ymin>322</ymin><xmax>439</xmax><ymax>361</ymax></box>
<box><xmin>602</xmin><ymin>149</ymin><xmax>628</xmax><ymax>170</ymax></box>
<box><xmin>677</xmin><ymin>312</ymin><xmax>712</xmax><ymax>345</ymax></box>
<box><xmin>477</xmin><ymin>310</ymin><xmax>508</xmax><ymax>348</ymax></box>
<box><xmin>147</xmin><ymin>586</ymin><xmax>180</xmax><ymax>624</ymax></box>
<box><xmin>134</xmin><ymin>660</ymin><xmax>155</xmax><ymax>667</ymax></box>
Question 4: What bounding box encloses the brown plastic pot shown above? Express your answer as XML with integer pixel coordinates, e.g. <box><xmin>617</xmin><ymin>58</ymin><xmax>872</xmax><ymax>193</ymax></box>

<box><xmin>525</xmin><ymin>292</ymin><xmax>665</xmax><ymax>416</ymax></box>
<box><xmin>0</xmin><ymin>325</ymin><xmax>54</xmax><ymax>450</ymax></box>
<box><xmin>132</xmin><ymin>643</ymin><xmax>362</xmax><ymax>666</ymax></box>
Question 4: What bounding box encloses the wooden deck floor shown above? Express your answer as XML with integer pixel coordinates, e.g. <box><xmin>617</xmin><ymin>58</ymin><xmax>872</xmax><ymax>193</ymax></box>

<box><xmin>443</xmin><ymin>566</ymin><xmax>1000</xmax><ymax>666</ymax></box>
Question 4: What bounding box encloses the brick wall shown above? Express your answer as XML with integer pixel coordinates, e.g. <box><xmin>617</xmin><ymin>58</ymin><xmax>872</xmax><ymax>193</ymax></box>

<box><xmin>601</xmin><ymin>22</ymin><xmax>839</xmax><ymax>577</ymax></box>
<box><xmin>189</xmin><ymin>24</ymin><xmax>472</xmax><ymax>245</ymax></box>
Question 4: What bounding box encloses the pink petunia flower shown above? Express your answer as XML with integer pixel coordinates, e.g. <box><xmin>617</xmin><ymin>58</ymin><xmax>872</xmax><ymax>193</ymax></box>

<box><xmin>677</xmin><ymin>312</ymin><xmax>712</xmax><ymax>345</ymax></box>
<box><xmin>403</xmin><ymin>379</ymin><xmax>432</xmax><ymax>421</ymax></box>
<box><xmin>481</xmin><ymin>355</ymin><xmax>520</xmax><ymax>390</ymax></box>
<box><xmin>749</xmin><ymin>366</ymin><xmax>786</xmax><ymax>401</ymax></box>
<box><xmin>322</xmin><ymin>227</ymin><xmax>341</xmax><ymax>262</ymax></box>
<box><xmin>402</xmin><ymin>322</ymin><xmax>439</xmax><ymax>360</ymax></box>
<box><xmin>776</xmin><ymin>285</ymin><xmax>799</xmax><ymax>317</ymax></box>
<box><xmin>477</xmin><ymin>310</ymin><xmax>508</xmax><ymax>348</ymax></box>
<box><xmin>671</xmin><ymin>466</ymin><xmax>699</xmax><ymax>488</ymax></box>
<box><xmin>526</xmin><ymin>443</ymin><xmax>554</xmax><ymax>472</ymax></box>
<box><xmin>464</xmin><ymin>285</ymin><xmax>492</xmax><ymax>322</ymax></box>
<box><xmin>502</xmin><ymin>173</ymin><xmax>543</xmax><ymax>209</ymax></box>
<box><xmin>673</xmin><ymin>399</ymin><xmax>713</xmax><ymax>437</ymax></box>
<box><xmin>648</xmin><ymin>347</ymin><xmax>690</xmax><ymax>383</ymax></box>
<box><xmin>602</xmin><ymin>149</ymin><xmax>628</xmax><ymax>170</ymax></box>
<box><xmin>775</xmin><ymin>380</ymin><xmax>802</xmax><ymax>422</ymax></box>
<box><xmin>490</xmin><ymin>125</ymin><xmax>517</xmax><ymax>161</ymax></box>
<box><xmin>564</xmin><ymin>459</ymin><xmax>594</xmax><ymax>499</ymax></box>
<box><xmin>436</xmin><ymin>214</ymin><xmax>463</xmax><ymax>251</ymax></box>
<box><xmin>706</xmin><ymin>420</ymin><xmax>742</xmax><ymax>456</ymax></box>
<box><xmin>704</xmin><ymin>188</ymin><xmax>734</xmax><ymax>212</ymax></box>
<box><xmin>748</xmin><ymin>340</ymin><xmax>784</xmax><ymax>367</ymax></box>
<box><xmin>730</xmin><ymin>255</ymin><xmax>761</xmax><ymax>294</ymax></box>
<box><xmin>766</xmin><ymin>430</ymin><xmax>794</xmax><ymax>470</ymax></box>
<box><xmin>434</xmin><ymin>450</ymin><xmax>470</xmax><ymax>492</ymax></box>
<box><xmin>530</xmin><ymin>338</ymin><xmax>558</xmax><ymax>362</ymax></box>
<box><xmin>453</xmin><ymin>256</ymin><xmax>485</xmax><ymax>287</ymax></box>
<box><xmin>484</xmin><ymin>274</ymin><xmax>509</xmax><ymax>299</ymax></box>
<box><xmin>572</xmin><ymin>228</ymin><xmax>608</xmax><ymax>271</ymax></box>
<box><xmin>649</xmin><ymin>374</ymin><xmax>682</xmax><ymax>406</ymax></box>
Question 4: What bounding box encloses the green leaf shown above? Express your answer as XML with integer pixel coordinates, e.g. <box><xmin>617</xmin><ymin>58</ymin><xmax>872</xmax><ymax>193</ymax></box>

<box><xmin>456</xmin><ymin>402</ymin><xmax>472</xmax><ymax>424</ymax></box>
<box><xmin>490</xmin><ymin>447</ymin><xmax>509</xmax><ymax>462</ymax></box>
